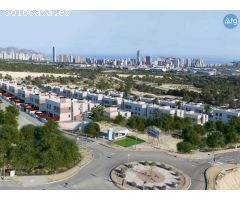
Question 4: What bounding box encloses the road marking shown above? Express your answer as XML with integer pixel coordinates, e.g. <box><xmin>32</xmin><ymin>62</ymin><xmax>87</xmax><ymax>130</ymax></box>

<box><xmin>208</xmin><ymin>161</ymin><xmax>223</xmax><ymax>166</ymax></box>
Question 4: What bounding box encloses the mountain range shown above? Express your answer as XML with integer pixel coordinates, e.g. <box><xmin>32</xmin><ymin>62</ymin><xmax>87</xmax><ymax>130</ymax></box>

<box><xmin>0</xmin><ymin>47</ymin><xmax>44</xmax><ymax>55</ymax></box>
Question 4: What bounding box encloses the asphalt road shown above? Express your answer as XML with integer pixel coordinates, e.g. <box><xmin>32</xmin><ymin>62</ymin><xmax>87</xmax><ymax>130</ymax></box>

<box><xmin>0</xmin><ymin>139</ymin><xmax>215</xmax><ymax>190</ymax></box>
<box><xmin>0</xmin><ymin>97</ymin><xmax>239</xmax><ymax>190</ymax></box>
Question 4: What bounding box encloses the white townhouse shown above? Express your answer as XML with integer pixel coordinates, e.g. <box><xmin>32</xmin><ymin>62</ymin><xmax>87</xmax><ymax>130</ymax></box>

<box><xmin>51</xmin><ymin>86</ymin><xmax>63</xmax><ymax>95</ymax></box>
<box><xmin>8</xmin><ymin>82</ymin><xmax>21</xmax><ymax>96</ymax></box>
<box><xmin>146</xmin><ymin>104</ymin><xmax>176</xmax><ymax>118</ymax></box>
<box><xmin>140</xmin><ymin>97</ymin><xmax>154</xmax><ymax>104</ymax></box>
<box><xmin>29</xmin><ymin>91</ymin><xmax>51</xmax><ymax>111</ymax></box>
<box><xmin>1</xmin><ymin>80</ymin><xmax>11</xmax><ymax>92</ymax></box>
<box><xmin>87</xmin><ymin>92</ymin><xmax>104</xmax><ymax>104</ymax></box>
<box><xmin>62</xmin><ymin>87</ymin><xmax>75</xmax><ymax>98</ymax></box>
<box><xmin>73</xmin><ymin>90</ymin><xmax>88</xmax><ymax>100</ymax></box>
<box><xmin>209</xmin><ymin>108</ymin><xmax>240</xmax><ymax>123</ymax></box>
<box><xmin>108</xmin><ymin>90</ymin><xmax>124</xmax><ymax>98</ymax></box>
<box><xmin>184</xmin><ymin>111</ymin><xmax>208</xmax><ymax>125</ymax></box>
<box><xmin>102</xmin><ymin>95</ymin><xmax>123</xmax><ymax>107</ymax></box>
<box><xmin>122</xmin><ymin>100</ymin><xmax>147</xmax><ymax>117</ymax></box>
<box><xmin>17</xmin><ymin>86</ymin><xmax>36</xmax><ymax>103</ymax></box>
<box><xmin>159</xmin><ymin>100</ymin><xmax>178</xmax><ymax>108</ymax></box>
<box><xmin>104</xmin><ymin>106</ymin><xmax>131</xmax><ymax>119</ymax></box>
<box><xmin>45</xmin><ymin>96</ymin><xmax>91</xmax><ymax>122</ymax></box>
<box><xmin>183</xmin><ymin>102</ymin><xmax>206</xmax><ymax>113</ymax></box>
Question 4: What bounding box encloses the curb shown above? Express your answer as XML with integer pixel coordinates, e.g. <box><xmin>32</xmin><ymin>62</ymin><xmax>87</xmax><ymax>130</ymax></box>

<box><xmin>205</xmin><ymin>164</ymin><xmax>236</xmax><ymax>190</ymax></box>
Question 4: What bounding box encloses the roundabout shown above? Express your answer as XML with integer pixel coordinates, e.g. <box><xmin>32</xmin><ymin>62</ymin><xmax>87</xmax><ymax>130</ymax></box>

<box><xmin>111</xmin><ymin>161</ymin><xmax>187</xmax><ymax>190</ymax></box>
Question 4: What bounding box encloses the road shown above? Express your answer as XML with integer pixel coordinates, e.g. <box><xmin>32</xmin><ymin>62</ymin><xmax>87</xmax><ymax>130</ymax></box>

<box><xmin>0</xmin><ymin>97</ymin><xmax>239</xmax><ymax>190</ymax></box>
<box><xmin>0</xmin><ymin>97</ymin><xmax>43</xmax><ymax>127</ymax></box>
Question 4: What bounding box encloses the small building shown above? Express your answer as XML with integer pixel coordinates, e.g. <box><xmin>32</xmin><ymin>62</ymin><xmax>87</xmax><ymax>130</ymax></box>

<box><xmin>106</xmin><ymin>127</ymin><xmax>129</xmax><ymax>141</ymax></box>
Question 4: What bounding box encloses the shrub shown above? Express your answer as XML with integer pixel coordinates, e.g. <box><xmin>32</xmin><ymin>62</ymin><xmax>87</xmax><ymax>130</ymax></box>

<box><xmin>159</xmin><ymin>185</ymin><xmax>167</xmax><ymax>190</ymax></box>
<box><xmin>128</xmin><ymin>181</ymin><xmax>137</xmax><ymax>187</ymax></box>
<box><xmin>177</xmin><ymin>141</ymin><xmax>193</xmax><ymax>153</ymax></box>
<box><xmin>84</xmin><ymin>123</ymin><xmax>100</xmax><ymax>137</ymax></box>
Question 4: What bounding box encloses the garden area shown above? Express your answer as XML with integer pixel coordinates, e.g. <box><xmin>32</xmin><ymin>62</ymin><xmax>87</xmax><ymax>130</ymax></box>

<box><xmin>114</xmin><ymin>135</ymin><xmax>145</xmax><ymax>147</ymax></box>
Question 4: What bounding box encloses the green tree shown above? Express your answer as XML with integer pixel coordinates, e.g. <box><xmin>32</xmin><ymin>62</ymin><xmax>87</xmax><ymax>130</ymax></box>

<box><xmin>223</xmin><ymin>125</ymin><xmax>239</xmax><ymax>144</ymax></box>
<box><xmin>5</xmin><ymin>106</ymin><xmax>19</xmax><ymax>116</ymax></box>
<box><xmin>20</xmin><ymin>124</ymin><xmax>36</xmax><ymax>141</ymax></box>
<box><xmin>113</xmin><ymin>115</ymin><xmax>126</xmax><ymax>125</ymax></box>
<box><xmin>206</xmin><ymin>131</ymin><xmax>225</xmax><ymax>148</ymax></box>
<box><xmin>177</xmin><ymin>141</ymin><xmax>193</xmax><ymax>153</ymax></box>
<box><xmin>152</xmin><ymin>98</ymin><xmax>159</xmax><ymax>105</ymax></box>
<box><xmin>204</xmin><ymin>121</ymin><xmax>216</xmax><ymax>132</ymax></box>
<box><xmin>127</xmin><ymin>116</ymin><xmax>146</xmax><ymax>131</ymax></box>
<box><xmin>85</xmin><ymin>123</ymin><xmax>101</xmax><ymax>137</ymax></box>
<box><xmin>91</xmin><ymin>106</ymin><xmax>105</xmax><ymax>121</ymax></box>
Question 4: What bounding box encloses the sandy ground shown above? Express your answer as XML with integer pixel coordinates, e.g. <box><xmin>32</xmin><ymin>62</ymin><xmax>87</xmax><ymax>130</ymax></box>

<box><xmin>0</xmin><ymin>71</ymin><xmax>71</xmax><ymax>80</ymax></box>
<box><xmin>157</xmin><ymin>83</ymin><xmax>201</xmax><ymax>93</ymax></box>
<box><xmin>216</xmin><ymin>167</ymin><xmax>240</xmax><ymax>190</ymax></box>
<box><xmin>131</xmin><ymin>89</ymin><xmax>182</xmax><ymax>100</ymax></box>
<box><xmin>117</xmin><ymin>74</ymin><xmax>163</xmax><ymax>79</ymax></box>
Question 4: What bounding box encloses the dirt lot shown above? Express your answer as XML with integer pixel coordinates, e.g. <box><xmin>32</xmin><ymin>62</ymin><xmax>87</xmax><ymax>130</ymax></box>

<box><xmin>117</xmin><ymin>74</ymin><xmax>163</xmax><ymax>79</ymax></box>
<box><xmin>157</xmin><ymin>83</ymin><xmax>201</xmax><ymax>93</ymax></box>
<box><xmin>0</xmin><ymin>71</ymin><xmax>71</xmax><ymax>80</ymax></box>
<box><xmin>216</xmin><ymin>167</ymin><xmax>240</xmax><ymax>190</ymax></box>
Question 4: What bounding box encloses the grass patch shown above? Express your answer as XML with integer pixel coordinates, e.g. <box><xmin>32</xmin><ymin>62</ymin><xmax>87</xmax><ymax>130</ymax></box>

<box><xmin>114</xmin><ymin>135</ymin><xmax>145</xmax><ymax>147</ymax></box>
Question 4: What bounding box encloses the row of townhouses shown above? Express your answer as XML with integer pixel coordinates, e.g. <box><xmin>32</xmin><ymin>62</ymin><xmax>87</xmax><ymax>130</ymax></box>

<box><xmin>1</xmin><ymin>80</ymin><xmax>240</xmax><ymax>125</ymax></box>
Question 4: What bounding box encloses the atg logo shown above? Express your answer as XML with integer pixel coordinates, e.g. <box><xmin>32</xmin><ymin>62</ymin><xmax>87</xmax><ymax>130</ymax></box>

<box><xmin>223</xmin><ymin>14</ymin><xmax>238</xmax><ymax>29</ymax></box>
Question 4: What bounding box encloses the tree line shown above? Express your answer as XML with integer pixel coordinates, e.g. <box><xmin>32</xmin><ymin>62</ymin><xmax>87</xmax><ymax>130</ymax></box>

<box><xmin>0</xmin><ymin>106</ymin><xmax>80</xmax><ymax>175</ymax></box>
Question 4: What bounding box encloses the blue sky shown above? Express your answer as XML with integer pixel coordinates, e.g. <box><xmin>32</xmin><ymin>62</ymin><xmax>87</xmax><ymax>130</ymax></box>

<box><xmin>0</xmin><ymin>10</ymin><xmax>239</xmax><ymax>61</ymax></box>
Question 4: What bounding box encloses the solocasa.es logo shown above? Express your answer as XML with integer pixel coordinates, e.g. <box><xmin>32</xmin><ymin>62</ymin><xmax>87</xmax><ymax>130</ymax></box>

<box><xmin>223</xmin><ymin>14</ymin><xmax>238</xmax><ymax>29</ymax></box>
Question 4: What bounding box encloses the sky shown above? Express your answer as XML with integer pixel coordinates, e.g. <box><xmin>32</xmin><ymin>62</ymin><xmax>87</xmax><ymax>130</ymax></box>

<box><xmin>0</xmin><ymin>10</ymin><xmax>239</xmax><ymax>62</ymax></box>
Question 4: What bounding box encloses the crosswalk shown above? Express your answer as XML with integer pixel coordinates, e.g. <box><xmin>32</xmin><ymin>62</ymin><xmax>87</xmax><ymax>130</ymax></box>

<box><xmin>208</xmin><ymin>161</ymin><xmax>223</xmax><ymax>166</ymax></box>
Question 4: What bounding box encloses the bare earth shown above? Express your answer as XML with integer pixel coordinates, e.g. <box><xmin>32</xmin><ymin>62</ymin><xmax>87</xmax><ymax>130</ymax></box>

<box><xmin>216</xmin><ymin>167</ymin><xmax>240</xmax><ymax>190</ymax></box>
<box><xmin>0</xmin><ymin>71</ymin><xmax>71</xmax><ymax>79</ymax></box>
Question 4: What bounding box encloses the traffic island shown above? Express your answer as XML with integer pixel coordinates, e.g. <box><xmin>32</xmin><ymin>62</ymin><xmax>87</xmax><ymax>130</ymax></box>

<box><xmin>206</xmin><ymin>164</ymin><xmax>238</xmax><ymax>190</ymax></box>
<box><xmin>110</xmin><ymin>161</ymin><xmax>191</xmax><ymax>190</ymax></box>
